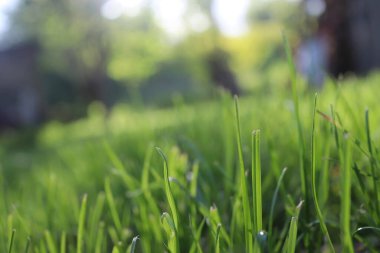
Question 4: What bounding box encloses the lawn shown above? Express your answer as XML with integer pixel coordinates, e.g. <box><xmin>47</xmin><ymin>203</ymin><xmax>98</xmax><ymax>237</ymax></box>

<box><xmin>1</xmin><ymin>72</ymin><xmax>380</xmax><ymax>252</ymax></box>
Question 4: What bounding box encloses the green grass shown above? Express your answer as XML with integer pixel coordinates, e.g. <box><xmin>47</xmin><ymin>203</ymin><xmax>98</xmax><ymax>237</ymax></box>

<box><xmin>2</xmin><ymin>71</ymin><xmax>380</xmax><ymax>251</ymax></box>
<box><xmin>234</xmin><ymin>96</ymin><xmax>253</xmax><ymax>253</ymax></box>
<box><xmin>311</xmin><ymin>94</ymin><xmax>335</xmax><ymax>253</ymax></box>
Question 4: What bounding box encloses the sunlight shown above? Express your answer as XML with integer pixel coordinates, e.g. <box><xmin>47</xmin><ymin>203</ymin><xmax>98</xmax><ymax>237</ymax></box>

<box><xmin>152</xmin><ymin>0</ymin><xmax>187</xmax><ymax>39</ymax></box>
<box><xmin>188</xmin><ymin>12</ymin><xmax>210</xmax><ymax>33</ymax></box>
<box><xmin>101</xmin><ymin>0</ymin><xmax>124</xmax><ymax>20</ymax></box>
<box><xmin>100</xmin><ymin>0</ymin><xmax>256</xmax><ymax>38</ymax></box>
<box><xmin>0</xmin><ymin>0</ymin><xmax>19</xmax><ymax>36</ymax></box>
<box><xmin>101</xmin><ymin>0</ymin><xmax>145</xmax><ymax>20</ymax></box>
<box><xmin>212</xmin><ymin>0</ymin><xmax>250</xmax><ymax>37</ymax></box>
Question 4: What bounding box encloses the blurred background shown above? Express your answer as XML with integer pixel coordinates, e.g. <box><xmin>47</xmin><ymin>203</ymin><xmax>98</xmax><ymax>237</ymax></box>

<box><xmin>1</xmin><ymin>0</ymin><xmax>380</xmax><ymax>128</ymax></box>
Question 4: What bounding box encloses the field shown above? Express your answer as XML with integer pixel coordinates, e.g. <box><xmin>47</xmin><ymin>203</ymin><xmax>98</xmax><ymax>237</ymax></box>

<box><xmin>2</xmin><ymin>72</ymin><xmax>380</xmax><ymax>252</ymax></box>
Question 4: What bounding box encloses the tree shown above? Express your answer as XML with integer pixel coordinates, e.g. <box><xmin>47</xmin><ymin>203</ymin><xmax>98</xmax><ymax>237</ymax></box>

<box><xmin>10</xmin><ymin>0</ymin><xmax>110</xmax><ymax>104</ymax></box>
<box><xmin>8</xmin><ymin>0</ymin><xmax>168</xmax><ymax>109</ymax></box>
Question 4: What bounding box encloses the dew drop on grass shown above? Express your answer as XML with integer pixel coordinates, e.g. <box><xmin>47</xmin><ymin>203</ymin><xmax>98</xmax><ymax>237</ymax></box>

<box><xmin>256</xmin><ymin>230</ymin><xmax>268</xmax><ymax>251</ymax></box>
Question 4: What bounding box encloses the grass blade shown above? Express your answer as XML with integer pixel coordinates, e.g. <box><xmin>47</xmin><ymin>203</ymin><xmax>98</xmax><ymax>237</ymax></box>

<box><xmin>8</xmin><ymin>229</ymin><xmax>15</xmax><ymax>253</ymax></box>
<box><xmin>318</xmin><ymin>132</ymin><xmax>331</xmax><ymax>210</ymax></box>
<box><xmin>283</xmin><ymin>201</ymin><xmax>303</xmax><ymax>253</ymax></box>
<box><xmin>365</xmin><ymin>110</ymin><xmax>380</xmax><ymax>220</ymax></box>
<box><xmin>352</xmin><ymin>226</ymin><xmax>380</xmax><ymax>236</ymax></box>
<box><xmin>161</xmin><ymin>212</ymin><xmax>179</xmax><ymax>253</ymax></box>
<box><xmin>311</xmin><ymin>94</ymin><xmax>335</xmax><ymax>252</ymax></box>
<box><xmin>189</xmin><ymin>216</ymin><xmax>205</xmax><ymax>253</ymax></box>
<box><xmin>127</xmin><ymin>235</ymin><xmax>139</xmax><ymax>253</ymax></box>
<box><xmin>269</xmin><ymin>167</ymin><xmax>288</xmax><ymax>238</ymax></box>
<box><xmin>95</xmin><ymin>222</ymin><xmax>105</xmax><ymax>253</ymax></box>
<box><xmin>45</xmin><ymin>230</ymin><xmax>57</xmax><ymax>253</ymax></box>
<box><xmin>77</xmin><ymin>194</ymin><xmax>88</xmax><ymax>253</ymax></box>
<box><xmin>60</xmin><ymin>232</ymin><xmax>66</xmax><ymax>253</ymax></box>
<box><xmin>215</xmin><ymin>224</ymin><xmax>221</xmax><ymax>253</ymax></box>
<box><xmin>209</xmin><ymin>205</ymin><xmax>231</xmax><ymax>248</ymax></box>
<box><xmin>340</xmin><ymin>139</ymin><xmax>354</xmax><ymax>253</ymax></box>
<box><xmin>285</xmin><ymin>217</ymin><xmax>297</xmax><ymax>253</ymax></box>
<box><xmin>156</xmin><ymin>148</ymin><xmax>179</xmax><ymax>253</ymax></box>
<box><xmin>156</xmin><ymin>147</ymin><xmax>179</xmax><ymax>230</ymax></box>
<box><xmin>140</xmin><ymin>145</ymin><xmax>162</xmax><ymax>245</ymax></box>
<box><xmin>282</xmin><ymin>32</ymin><xmax>309</xmax><ymax>223</ymax></box>
<box><xmin>112</xmin><ymin>246</ymin><xmax>120</xmax><ymax>253</ymax></box>
<box><xmin>88</xmin><ymin>192</ymin><xmax>105</xmax><ymax>249</ymax></box>
<box><xmin>234</xmin><ymin>95</ymin><xmax>253</xmax><ymax>253</ymax></box>
<box><xmin>104</xmin><ymin>141</ymin><xmax>137</xmax><ymax>190</ymax></box>
<box><xmin>105</xmin><ymin>178</ymin><xmax>122</xmax><ymax>232</ymax></box>
<box><xmin>252</xmin><ymin>130</ymin><xmax>263</xmax><ymax>235</ymax></box>
<box><xmin>24</xmin><ymin>237</ymin><xmax>31</xmax><ymax>253</ymax></box>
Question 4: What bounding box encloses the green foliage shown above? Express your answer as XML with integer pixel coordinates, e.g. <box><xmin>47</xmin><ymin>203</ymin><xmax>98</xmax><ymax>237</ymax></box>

<box><xmin>2</xmin><ymin>73</ymin><xmax>380</xmax><ymax>251</ymax></box>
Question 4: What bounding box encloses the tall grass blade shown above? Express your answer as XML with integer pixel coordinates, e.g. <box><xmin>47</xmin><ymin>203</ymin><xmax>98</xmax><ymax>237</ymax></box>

<box><xmin>269</xmin><ymin>167</ymin><xmax>288</xmax><ymax>238</ymax></box>
<box><xmin>252</xmin><ymin>130</ymin><xmax>263</xmax><ymax>235</ymax></box>
<box><xmin>221</xmin><ymin>91</ymin><xmax>235</xmax><ymax>194</ymax></box>
<box><xmin>77</xmin><ymin>194</ymin><xmax>88</xmax><ymax>253</ymax></box>
<box><xmin>340</xmin><ymin>139</ymin><xmax>354</xmax><ymax>253</ymax></box>
<box><xmin>24</xmin><ymin>237</ymin><xmax>31</xmax><ymax>253</ymax></box>
<box><xmin>365</xmin><ymin>110</ymin><xmax>380</xmax><ymax>220</ymax></box>
<box><xmin>156</xmin><ymin>148</ymin><xmax>179</xmax><ymax>253</ymax></box>
<box><xmin>318</xmin><ymin>133</ymin><xmax>331</xmax><ymax>210</ymax></box>
<box><xmin>60</xmin><ymin>232</ymin><xmax>66</xmax><ymax>253</ymax></box>
<box><xmin>45</xmin><ymin>230</ymin><xmax>57</xmax><ymax>253</ymax></box>
<box><xmin>234</xmin><ymin>95</ymin><xmax>253</xmax><ymax>253</ymax></box>
<box><xmin>282</xmin><ymin>32</ymin><xmax>308</xmax><ymax>222</ymax></box>
<box><xmin>140</xmin><ymin>145</ymin><xmax>162</xmax><ymax>244</ymax></box>
<box><xmin>105</xmin><ymin>178</ymin><xmax>122</xmax><ymax>232</ymax></box>
<box><xmin>311</xmin><ymin>94</ymin><xmax>335</xmax><ymax>253</ymax></box>
<box><xmin>8</xmin><ymin>229</ymin><xmax>15</xmax><ymax>253</ymax></box>
<box><xmin>155</xmin><ymin>147</ymin><xmax>179</xmax><ymax>231</ymax></box>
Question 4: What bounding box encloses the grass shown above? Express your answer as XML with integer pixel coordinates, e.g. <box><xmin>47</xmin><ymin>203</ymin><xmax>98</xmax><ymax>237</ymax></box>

<box><xmin>310</xmin><ymin>94</ymin><xmax>334</xmax><ymax>252</ymax></box>
<box><xmin>234</xmin><ymin>96</ymin><xmax>253</xmax><ymax>253</ymax></box>
<box><xmin>2</xmin><ymin>70</ymin><xmax>380</xmax><ymax>251</ymax></box>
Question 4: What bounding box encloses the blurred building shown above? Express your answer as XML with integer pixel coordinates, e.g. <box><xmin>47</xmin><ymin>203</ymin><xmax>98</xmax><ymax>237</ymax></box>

<box><xmin>0</xmin><ymin>41</ymin><xmax>42</xmax><ymax>127</ymax></box>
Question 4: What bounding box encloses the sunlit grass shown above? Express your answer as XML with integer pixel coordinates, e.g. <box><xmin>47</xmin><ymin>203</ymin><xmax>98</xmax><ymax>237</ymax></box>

<box><xmin>2</xmin><ymin>72</ymin><xmax>380</xmax><ymax>251</ymax></box>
